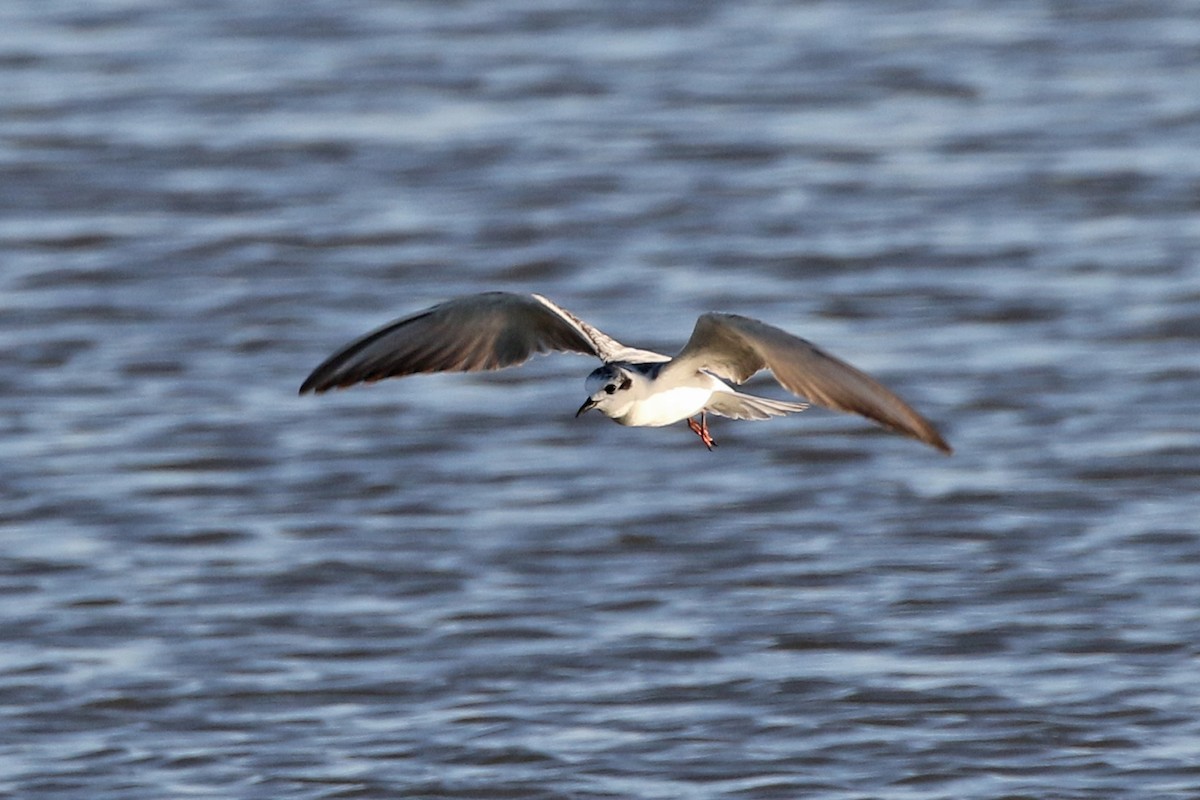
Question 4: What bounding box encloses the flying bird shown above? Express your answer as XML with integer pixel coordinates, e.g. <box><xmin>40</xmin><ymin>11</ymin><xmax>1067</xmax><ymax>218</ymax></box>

<box><xmin>299</xmin><ymin>292</ymin><xmax>951</xmax><ymax>453</ymax></box>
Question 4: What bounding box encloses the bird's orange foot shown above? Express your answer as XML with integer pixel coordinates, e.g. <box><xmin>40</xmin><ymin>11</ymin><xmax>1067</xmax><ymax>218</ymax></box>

<box><xmin>686</xmin><ymin>413</ymin><xmax>717</xmax><ymax>450</ymax></box>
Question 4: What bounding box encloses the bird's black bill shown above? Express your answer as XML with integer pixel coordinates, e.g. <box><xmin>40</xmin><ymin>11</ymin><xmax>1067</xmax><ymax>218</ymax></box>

<box><xmin>575</xmin><ymin>397</ymin><xmax>598</xmax><ymax>417</ymax></box>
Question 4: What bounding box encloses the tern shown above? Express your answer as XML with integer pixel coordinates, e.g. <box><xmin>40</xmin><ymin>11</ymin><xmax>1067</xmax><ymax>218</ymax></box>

<box><xmin>299</xmin><ymin>292</ymin><xmax>951</xmax><ymax>453</ymax></box>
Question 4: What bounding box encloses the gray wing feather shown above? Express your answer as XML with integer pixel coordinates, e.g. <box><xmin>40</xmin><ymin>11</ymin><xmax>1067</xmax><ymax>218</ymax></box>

<box><xmin>531</xmin><ymin>295</ymin><xmax>670</xmax><ymax>364</ymax></box>
<box><xmin>670</xmin><ymin>313</ymin><xmax>952</xmax><ymax>453</ymax></box>
<box><xmin>300</xmin><ymin>292</ymin><xmax>650</xmax><ymax>394</ymax></box>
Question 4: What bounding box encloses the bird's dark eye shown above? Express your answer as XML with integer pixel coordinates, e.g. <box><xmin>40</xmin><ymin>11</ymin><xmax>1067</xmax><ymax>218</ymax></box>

<box><xmin>604</xmin><ymin>384</ymin><xmax>616</xmax><ymax>395</ymax></box>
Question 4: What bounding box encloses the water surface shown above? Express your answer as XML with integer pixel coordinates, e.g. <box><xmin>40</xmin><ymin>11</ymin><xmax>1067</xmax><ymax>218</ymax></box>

<box><xmin>3</xmin><ymin>1</ymin><xmax>1200</xmax><ymax>798</ymax></box>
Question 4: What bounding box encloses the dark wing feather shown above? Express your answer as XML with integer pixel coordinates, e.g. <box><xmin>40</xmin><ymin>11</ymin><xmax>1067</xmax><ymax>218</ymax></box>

<box><xmin>669</xmin><ymin>313</ymin><xmax>952</xmax><ymax>453</ymax></box>
<box><xmin>300</xmin><ymin>292</ymin><xmax>603</xmax><ymax>394</ymax></box>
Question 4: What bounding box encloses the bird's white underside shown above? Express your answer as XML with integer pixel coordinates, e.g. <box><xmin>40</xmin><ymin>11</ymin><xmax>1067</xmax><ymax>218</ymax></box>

<box><xmin>614</xmin><ymin>383</ymin><xmax>716</xmax><ymax>427</ymax></box>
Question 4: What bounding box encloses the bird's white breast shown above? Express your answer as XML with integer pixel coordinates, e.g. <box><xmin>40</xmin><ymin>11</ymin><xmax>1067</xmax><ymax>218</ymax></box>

<box><xmin>617</xmin><ymin>384</ymin><xmax>713</xmax><ymax>427</ymax></box>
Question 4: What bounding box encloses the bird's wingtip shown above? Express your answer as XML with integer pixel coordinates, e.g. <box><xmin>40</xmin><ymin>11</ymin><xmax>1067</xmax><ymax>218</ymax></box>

<box><xmin>298</xmin><ymin>375</ymin><xmax>324</xmax><ymax>395</ymax></box>
<box><xmin>928</xmin><ymin>433</ymin><xmax>953</xmax><ymax>455</ymax></box>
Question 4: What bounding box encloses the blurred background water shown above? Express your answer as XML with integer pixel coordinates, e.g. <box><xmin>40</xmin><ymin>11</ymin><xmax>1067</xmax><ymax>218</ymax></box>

<box><xmin>3</xmin><ymin>1</ymin><xmax>1200</xmax><ymax>798</ymax></box>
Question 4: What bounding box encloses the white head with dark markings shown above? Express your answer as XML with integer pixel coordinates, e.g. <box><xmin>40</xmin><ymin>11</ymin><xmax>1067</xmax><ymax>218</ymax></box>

<box><xmin>576</xmin><ymin>364</ymin><xmax>636</xmax><ymax>419</ymax></box>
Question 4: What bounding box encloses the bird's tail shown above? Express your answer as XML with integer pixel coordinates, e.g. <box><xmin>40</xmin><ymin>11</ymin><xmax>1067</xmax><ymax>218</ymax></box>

<box><xmin>704</xmin><ymin>390</ymin><xmax>809</xmax><ymax>421</ymax></box>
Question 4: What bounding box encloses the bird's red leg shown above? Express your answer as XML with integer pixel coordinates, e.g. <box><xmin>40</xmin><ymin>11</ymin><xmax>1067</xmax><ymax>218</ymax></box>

<box><xmin>700</xmin><ymin>411</ymin><xmax>716</xmax><ymax>449</ymax></box>
<box><xmin>686</xmin><ymin>412</ymin><xmax>717</xmax><ymax>450</ymax></box>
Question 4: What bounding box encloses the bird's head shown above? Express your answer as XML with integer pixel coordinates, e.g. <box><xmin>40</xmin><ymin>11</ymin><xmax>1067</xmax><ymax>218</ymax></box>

<box><xmin>576</xmin><ymin>365</ymin><xmax>636</xmax><ymax>420</ymax></box>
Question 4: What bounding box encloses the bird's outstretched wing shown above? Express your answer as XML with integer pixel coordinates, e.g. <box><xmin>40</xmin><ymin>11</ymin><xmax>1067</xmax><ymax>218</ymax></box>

<box><xmin>668</xmin><ymin>313</ymin><xmax>952</xmax><ymax>453</ymax></box>
<box><xmin>300</xmin><ymin>292</ymin><xmax>665</xmax><ymax>394</ymax></box>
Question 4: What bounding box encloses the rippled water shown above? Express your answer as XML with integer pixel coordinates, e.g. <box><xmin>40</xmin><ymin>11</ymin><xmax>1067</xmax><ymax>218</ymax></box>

<box><xmin>4</xmin><ymin>1</ymin><xmax>1200</xmax><ymax>798</ymax></box>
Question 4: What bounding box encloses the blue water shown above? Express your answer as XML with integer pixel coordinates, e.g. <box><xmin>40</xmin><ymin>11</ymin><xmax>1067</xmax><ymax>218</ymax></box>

<box><xmin>3</xmin><ymin>1</ymin><xmax>1200</xmax><ymax>798</ymax></box>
